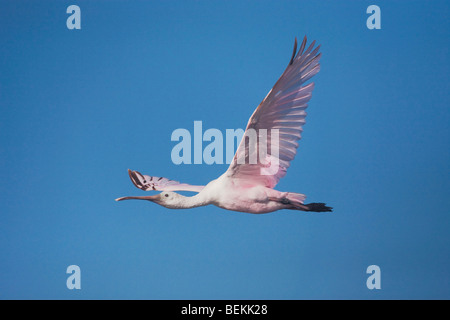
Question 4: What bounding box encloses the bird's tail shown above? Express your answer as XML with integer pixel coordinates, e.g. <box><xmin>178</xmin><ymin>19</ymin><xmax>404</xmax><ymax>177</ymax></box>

<box><xmin>285</xmin><ymin>192</ymin><xmax>306</xmax><ymax>204</ymax></box>
<box><xmin>284</xmin><ymin>193</ymin><xmax>332</xmax><ymax>212</ymax></box>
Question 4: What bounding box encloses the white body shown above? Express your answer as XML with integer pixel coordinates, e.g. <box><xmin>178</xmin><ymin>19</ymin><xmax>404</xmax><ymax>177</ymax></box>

<box><xmin>189</xmin><ymin>174</ymin><xmax>288</xmax><ymax>214</ymax></box>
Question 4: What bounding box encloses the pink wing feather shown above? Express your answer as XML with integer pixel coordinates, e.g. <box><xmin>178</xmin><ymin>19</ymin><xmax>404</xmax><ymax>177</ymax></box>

<box><xmin>127</xmin><ymin>169</ymin><xmax>204</xmax><ymax>193</ymax></box>
<box><xmin>226</xmin><ymin>36</ymin><xmax>321</xmax><ymax>188</ymax></box>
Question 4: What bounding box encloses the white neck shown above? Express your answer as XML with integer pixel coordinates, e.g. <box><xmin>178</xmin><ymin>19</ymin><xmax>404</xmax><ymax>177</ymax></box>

<box><xmin>165</xmin><ymin>192</ymin><xmax>210</xmax><ymax>209</ymax></box>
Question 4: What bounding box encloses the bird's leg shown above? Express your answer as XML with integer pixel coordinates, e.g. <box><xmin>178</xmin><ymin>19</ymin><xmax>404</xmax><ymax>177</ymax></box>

<box><xmin>268</xmin><ymin>195</ymin><xmax>303</xmax><ymax>207</ymax></box>
<box><xmin>289</xmin><ymin>201</ymin><xmax>332</xmax><ymax>212</ymax></box>
<box><xmin>268</xmin><ymin>196</ymin><xmax>332</xmax><ymax>212</ymax></box>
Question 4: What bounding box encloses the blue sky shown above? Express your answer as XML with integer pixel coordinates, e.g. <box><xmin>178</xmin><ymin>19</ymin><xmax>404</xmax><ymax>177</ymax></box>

<box><xmin>1</xmin><ymin>0</ymin><xmax>449</xmax><ymax>299</ymax></box>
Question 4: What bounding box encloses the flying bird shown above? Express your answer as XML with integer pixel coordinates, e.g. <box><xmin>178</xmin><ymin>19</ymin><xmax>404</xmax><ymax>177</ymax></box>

<box><xmin>116</xmin><ymin>36</ymin><xmax>332</xmax><ymax>214</ymax></box>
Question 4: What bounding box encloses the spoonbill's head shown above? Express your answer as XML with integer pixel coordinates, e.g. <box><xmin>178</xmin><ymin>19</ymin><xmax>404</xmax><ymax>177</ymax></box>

<box><xmin>115</xmin><ymin>191</ymin><xmax>184</xmax><ymax>209</ymax></box>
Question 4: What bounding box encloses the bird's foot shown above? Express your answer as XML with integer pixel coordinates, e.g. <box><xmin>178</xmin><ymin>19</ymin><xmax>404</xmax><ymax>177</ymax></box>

<box><xmin>305</xmin><ymin>203</ymin><xmax>333</xmax><ymax>212</ymax></box>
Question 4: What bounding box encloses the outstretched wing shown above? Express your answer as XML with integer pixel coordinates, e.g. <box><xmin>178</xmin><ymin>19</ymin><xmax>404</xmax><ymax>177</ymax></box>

<box><xmin>127</xmin><ymin>169</ymin><xmax>204</xmax><ymax>193</ymax></box>
<box><xmin>226</xmin><ymin>36</ymin><xmax>321</xmax><ymax>188</ymax></box>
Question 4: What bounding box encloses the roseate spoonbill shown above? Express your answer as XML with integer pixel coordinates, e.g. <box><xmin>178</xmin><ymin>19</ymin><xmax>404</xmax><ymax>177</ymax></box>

<box><xmin>116</xmin><ymin>36</ymin><xmax>332</xmax><ymax>213</ymax></box>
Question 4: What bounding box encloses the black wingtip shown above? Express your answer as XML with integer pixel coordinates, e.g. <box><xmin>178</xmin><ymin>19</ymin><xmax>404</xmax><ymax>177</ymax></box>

<box><xmin>127</xmin><ymin>169</ymin><xmax>143</xmax><ymax>189</ymax></box>
<box><xmin>289</xmin><ymin>37</ymin><xmax>298</xmax><ymax>65</ymax></box>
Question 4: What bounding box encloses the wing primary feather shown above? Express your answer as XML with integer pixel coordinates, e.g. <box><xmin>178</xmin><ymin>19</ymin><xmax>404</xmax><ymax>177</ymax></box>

<box><xmin>289</xmin><ymin>37</ymin><xmax>298</xmax><ymax>65</ymax></box>
<box><xmin>128</xmin><ymin>169</ymin><xmax>143</xmax><ymax>189</ymax></box>
<box><xmin>297</xmin><ymin>36</ymin><xmax>307</xmax><ymax>58</ymax></box>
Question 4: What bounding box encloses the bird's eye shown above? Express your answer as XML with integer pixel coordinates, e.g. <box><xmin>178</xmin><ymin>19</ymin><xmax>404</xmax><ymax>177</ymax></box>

<box><xmin>165</xmin><ymin>194</ymin><xmax>169</xmax><ymax>197</ymax></box>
